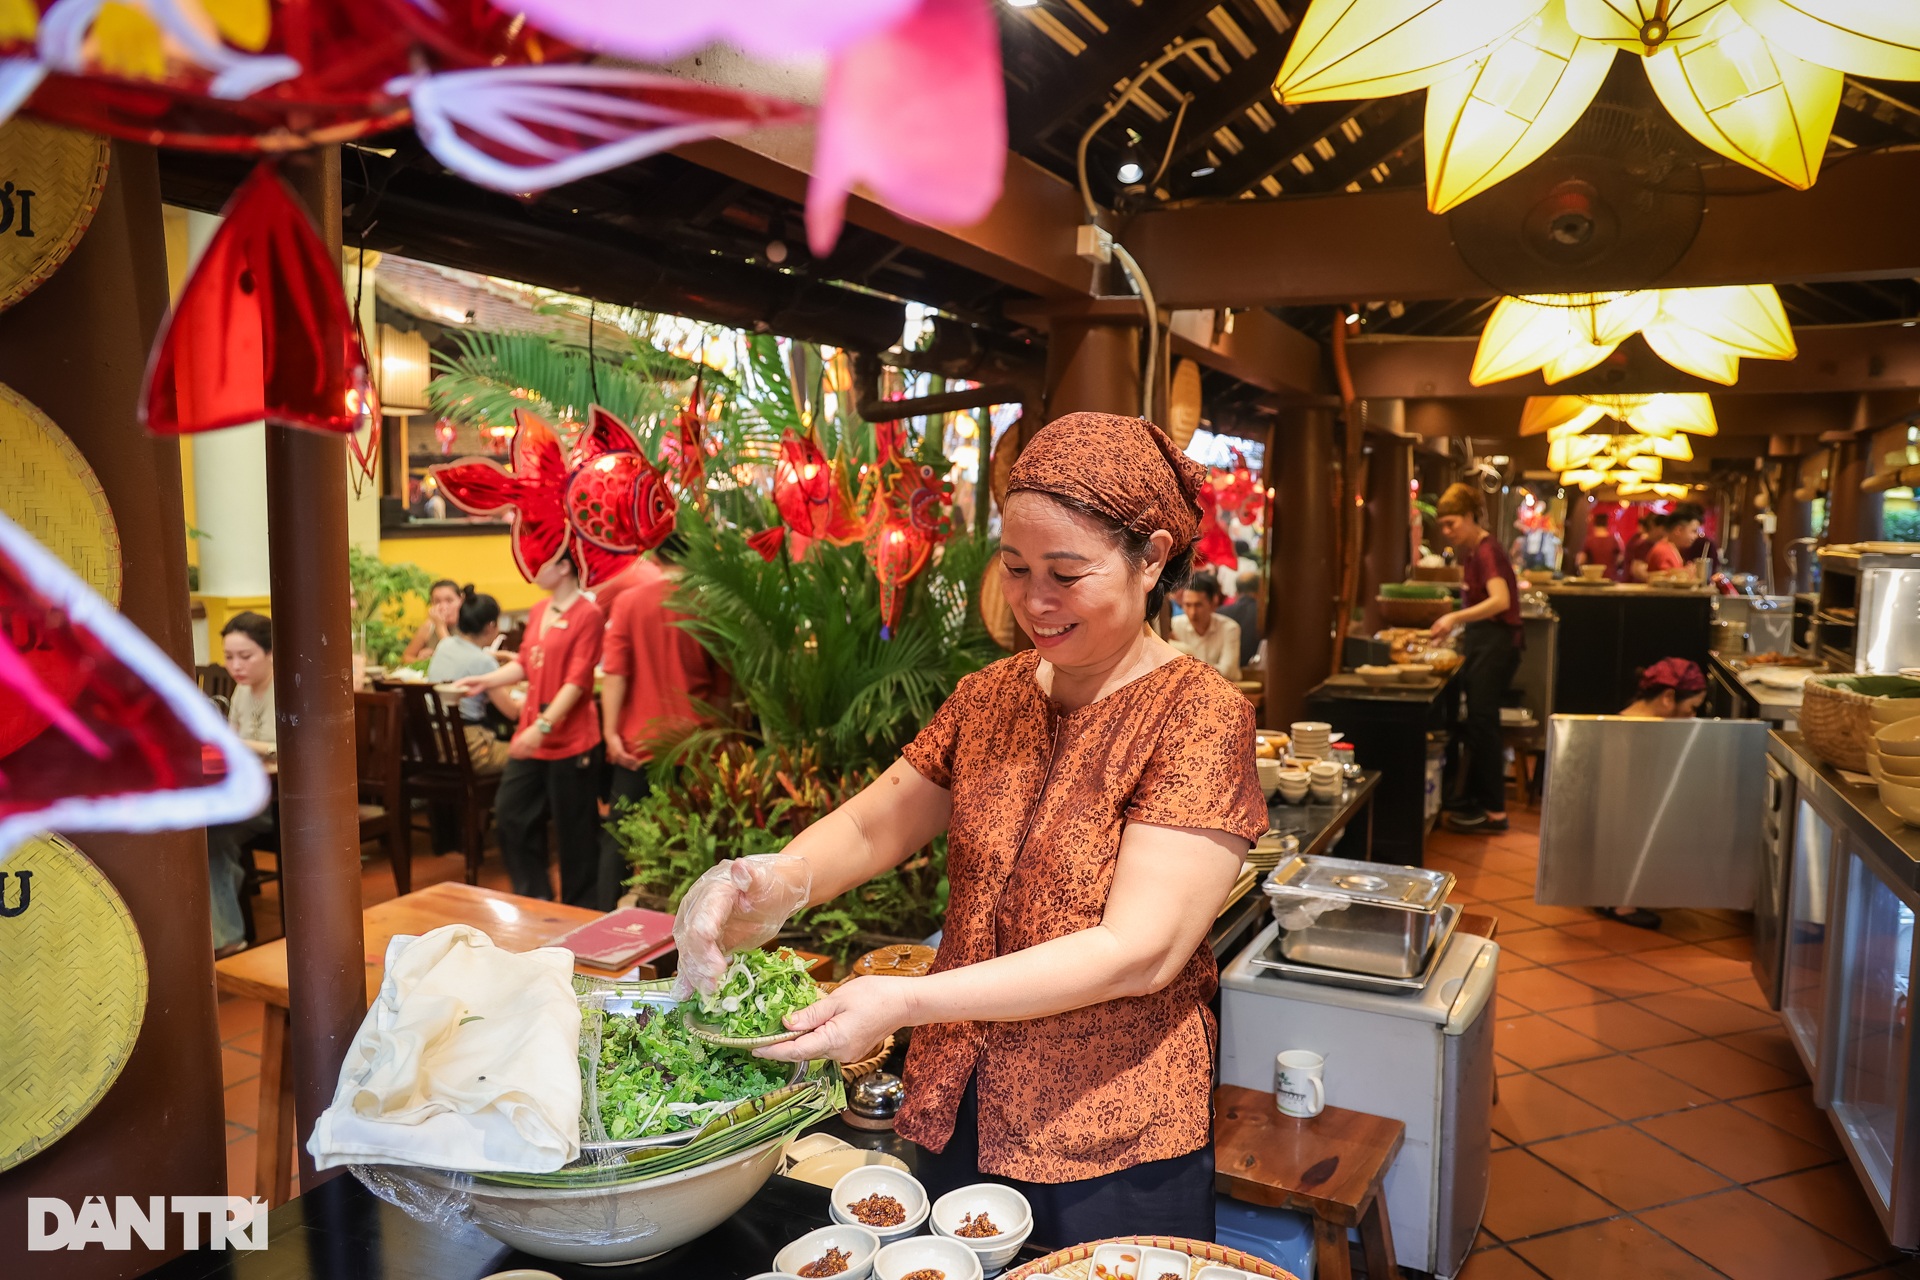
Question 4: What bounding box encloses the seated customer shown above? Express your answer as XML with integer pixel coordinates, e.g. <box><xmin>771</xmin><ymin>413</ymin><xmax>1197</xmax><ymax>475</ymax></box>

<box><xmin>1169</xmin><ymin>573</ymin><xmax>1242</xmax><ymax>680</ymax></box>
<box><xmin>402</xmin><ymin>578</ymin><xmax>462</xmax><ymax>664</ymax></box>
<box><xmin>1597</xmin><ymin>658</ymin><xmax>1708</xmax><ymax>929</ymax></box>
<box><xmin>426</xmin><ymin>586</ymin><xmax>516</xmax><ymax>773</ymax></box>
<box><xmin>209</xmin><ymin>611</ymin><xmax>277</xmax><ymax>957</ymax></box>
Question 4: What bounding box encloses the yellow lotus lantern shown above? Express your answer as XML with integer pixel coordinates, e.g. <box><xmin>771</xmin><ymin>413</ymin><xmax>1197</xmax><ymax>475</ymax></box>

<box><xmin>1522</xmin><ymin>392</ymin><xmax>1717</xmax><ymax>439</ymax></box>
<box><xmin>1618</xmin><ymin>481</ymin><xmax>1695</xmax><ymax>499</ymax></box>
<box><xmin>1275</xmin><ymin>0</ymin><xmax>1920</xmax><ymax>211</ymax></box>
<box><xmin>1546</xmin><ymin>430</ymin><xmax>1693</xmax><ymax>471</ymax></box>
<box><xmin>1472</xmin><ymin>284</ymin><xmax>1794</xmax><ymax>386</ymax></box>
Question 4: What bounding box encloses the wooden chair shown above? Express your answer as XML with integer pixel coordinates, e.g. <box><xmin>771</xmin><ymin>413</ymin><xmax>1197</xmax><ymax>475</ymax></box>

<box><xmin>196</xmin><ymin>663</ymin><xmax>236</xmax><ymax>712</ymax></box>
<box><xmin>354</xmin><ymin>689</ymin><xmax>413</xmax><ymax>894</ymax></box>
<box><xmin>379</xmin><ymin>681</ymin><xmax>500</xmax><ymax>884</ymax></box>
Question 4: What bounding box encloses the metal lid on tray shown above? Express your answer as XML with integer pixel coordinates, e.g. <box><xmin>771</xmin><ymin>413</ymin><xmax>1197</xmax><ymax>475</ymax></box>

<box><xmin>1264</xmin><ymin>853</ymin><xmax>1452</xmax><ymax>913</ymax></box>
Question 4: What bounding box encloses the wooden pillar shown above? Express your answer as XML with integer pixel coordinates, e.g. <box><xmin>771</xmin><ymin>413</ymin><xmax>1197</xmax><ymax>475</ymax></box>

<box><xmin>0</xmin><ymin>143</ymin><xmax>224</xmax><ymax>1270</ymax></box>
<box><xmin>1266</xmin><ymin>407</ymin><xmax>1337</xmax><ymax>730</ymax></box>
<box><xmin>1044</xmin><ymin>315</ymin><xmax>1141</xmax><ymax>419</ymax></box>
<box><xmin>272</xmin><ymin>148</ymin><xmax>366</xmax><ymax>1190</ymax></box>
<box><xmin>1827</xmin><ymin>437</ymin><xmax>1882</xmax><ymax>544</ymax></box>
<box><xmin>1360</xmin><ymin>435</ymin><xmax>1410</xmax><ymax>633</ymax></box>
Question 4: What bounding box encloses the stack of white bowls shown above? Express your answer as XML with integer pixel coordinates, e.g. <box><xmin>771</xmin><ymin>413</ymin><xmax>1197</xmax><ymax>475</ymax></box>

<box><xmin>874</xmin><ymin>1236</ymin><xmax>985</xmax><ymax>1280</ymax></box>
<box><xmin>1874</xmin><ymin>719</ymin><xmax>1920</xmax><ymax>827</ymax></box>
<box><xmin>930</xmin><ymin>1184</ymin><xmax>1032</xmax><ymax>1275</ymax></box>
<box><xmin>1308</xmin><ymin>759</ymin><xmax>1343</xmax><ymax>802</ymax></box>
<box><xmin>1275</xmin><ymin>765</ymin><xmax>1310</xmax><ymax>805</ymax></box>
<box><xmin>1290</xmin><ymin>721</ymin><xmax>1331</xmax><ymax>761</ymax></box>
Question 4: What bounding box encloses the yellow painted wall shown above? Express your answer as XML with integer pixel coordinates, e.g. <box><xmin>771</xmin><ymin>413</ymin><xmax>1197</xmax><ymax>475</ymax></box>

<box><xmin>379</xmin><ymin>531</ymin><xmax>543</xmax><ymax>625</ymax></box>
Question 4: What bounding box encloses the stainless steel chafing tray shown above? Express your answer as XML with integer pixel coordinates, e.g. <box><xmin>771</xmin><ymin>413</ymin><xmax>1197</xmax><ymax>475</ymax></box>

<box><xmin>1262</xmin><ymin>854</ymin><xmax>1455</xmax><ymax>979</ymax></box>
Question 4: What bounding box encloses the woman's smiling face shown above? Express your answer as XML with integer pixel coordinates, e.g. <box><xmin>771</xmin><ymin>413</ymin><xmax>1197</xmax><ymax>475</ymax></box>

<box><xmin>999</xmin><ymin>492</ymin><xmax>1168</xmax><ymax>668</ymax></box>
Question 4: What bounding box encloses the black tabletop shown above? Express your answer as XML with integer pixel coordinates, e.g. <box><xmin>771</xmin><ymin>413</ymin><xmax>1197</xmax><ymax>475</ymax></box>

<box><xmin>139</xmin><ymin>1168</ymin><xmax>840</xmax><ymax>1280</ymax></box>
<box><xmin>1265</xmin><ymin>770</ymin><xmax>1379</xmax><ymax>858</ymax></box>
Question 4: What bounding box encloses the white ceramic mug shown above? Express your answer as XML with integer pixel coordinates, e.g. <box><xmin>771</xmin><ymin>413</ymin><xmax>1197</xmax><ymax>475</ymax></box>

<box><xmin>1275</xmin><ymin>1050</ymin><xmax>1326</xmax><ymax>1119</ymax></box>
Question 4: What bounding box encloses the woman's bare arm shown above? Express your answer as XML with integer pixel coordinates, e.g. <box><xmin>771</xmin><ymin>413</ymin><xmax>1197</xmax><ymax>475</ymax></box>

<box><xmin>759</xmin><ymin>819</ymin><xmax>1247</xmax><ymax>1062</ymax></box>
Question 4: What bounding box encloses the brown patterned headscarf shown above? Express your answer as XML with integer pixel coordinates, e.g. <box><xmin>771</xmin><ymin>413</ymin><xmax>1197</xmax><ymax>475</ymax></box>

<box><xmin>1007</xmin><ymin>412</ymin><xmax>1208</xmax><ymax>547</ymax></box>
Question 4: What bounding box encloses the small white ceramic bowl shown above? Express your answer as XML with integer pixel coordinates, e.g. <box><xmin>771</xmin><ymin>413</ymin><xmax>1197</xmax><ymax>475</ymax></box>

<box><xmin>1876</xmin><ymin>719</ymin><xmax>1920</xmax><ymax>758</ymax></box>
<box><xmin>1256</xmin><ymin>758</ymin><xmax>1284</xmax><ymax>794</ymax></box>
<box><xmin>930</xmin><ymin>1184</ymin><xmax>1033</xmax><ymax>1271</ymax></box>
<box><xmin>774</xmin><ymin>1224</ymin><xmax>881</xmax><ymax>1280</ymax></box>
<box><xmin>1879</xmin><ymin>750</ymin><xmax>1920</xmax><ymax>781</ymax></box>
<box><xmin>1872</xmin><ymin>698</ymin><xmax>1920</xmax><ymax>726</ymax></box>
<box><xmin>873</xmin><ymin>1235</ymin><xmax>984</xmax><ymax>1280</ymax></box>
<box><xmin>1195</xmin><ymin>1267</ymin><xmax>1260</xmax><ymax>1280</ymax></box>
<box><xmin>830</xmin><ymin>1166</ymin><xmax>930</xmax><ymax>1245</ymax></box>
<box><xmin>1882</xmin><ymin>779</ymin><xmax>1920</xmax><ymax>827</ymax></box>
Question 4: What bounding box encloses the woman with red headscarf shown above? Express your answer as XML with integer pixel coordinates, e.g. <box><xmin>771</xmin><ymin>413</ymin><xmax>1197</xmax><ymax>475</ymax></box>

<box><xmin>1598</xmin><ymin>658</ymin><xmax>1709</xmax><ymax>929</ymax></box>
<box><xmin>671</xmin><ymin>414</ymin><xmax>1267</xmax><ymax>1246</ymax></box>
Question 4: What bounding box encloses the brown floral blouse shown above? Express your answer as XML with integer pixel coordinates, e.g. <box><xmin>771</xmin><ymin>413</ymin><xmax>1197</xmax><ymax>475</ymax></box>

<box><xmin>896</xmin><ymin>649</ymin><xmax>1268</xmax><ymax>1183</ymax></box>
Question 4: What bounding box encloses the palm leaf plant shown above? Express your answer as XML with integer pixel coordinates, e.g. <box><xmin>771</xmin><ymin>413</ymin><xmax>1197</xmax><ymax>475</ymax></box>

<box><xmin>424</xmin><ymin>318</ymin><xmax>997</xmax><ymax>956</ymax></box>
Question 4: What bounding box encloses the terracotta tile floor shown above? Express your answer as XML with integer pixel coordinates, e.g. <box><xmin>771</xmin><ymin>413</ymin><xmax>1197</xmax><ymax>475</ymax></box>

<box><xmin>216</xmin><ymin>814</ymin><xmax>1920</xmax><ymax>1280</ymax></box>
<box><xmin>1445</xmin><ymin>811</ymin><xmax>1918</xmax><ymax>1280</ymax></box>
<box><xmin>218</xmin><ymin>835</ymin><xmax>519</xmax><ymax>1199</ymax></box>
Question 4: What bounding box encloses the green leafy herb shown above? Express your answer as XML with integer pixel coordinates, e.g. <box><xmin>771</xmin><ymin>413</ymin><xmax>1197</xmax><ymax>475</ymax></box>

<box><xmin>686</xmin><ymin>946</ymin><xmax>822</xmax><ymax>1039</ymax></box>
<box><xmin>594</xmin><ymin>1005</ymin><xmax>791</xmax><ymax>1141</ymax></box>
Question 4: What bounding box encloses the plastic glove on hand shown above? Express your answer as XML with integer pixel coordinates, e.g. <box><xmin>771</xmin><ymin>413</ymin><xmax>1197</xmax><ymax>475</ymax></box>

<box><xmin>671</xmin><ymin>853</ymin><xmax>813</xmax><ymax>999</ymax></box>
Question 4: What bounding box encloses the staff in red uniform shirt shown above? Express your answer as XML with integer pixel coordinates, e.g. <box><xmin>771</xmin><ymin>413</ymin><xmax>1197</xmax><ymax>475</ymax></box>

<box><xmin>453</xmin><ymin>549</ymin><xmax>606</xmax><ymax>905</ymax></box>
<box><xmin>1429</xmin><ymin>482</ymin><xmax>1523</xmax><ymax>835</ymax></box>
<box><xmin>597</xmin><ymin>537</ymin><xmax>725</xmax><ymax>910</ymax></box>
<box><xmin>1577</xmin><ymin>510</ymin><xmax>1624</xmax><ymax>579</ymax></box>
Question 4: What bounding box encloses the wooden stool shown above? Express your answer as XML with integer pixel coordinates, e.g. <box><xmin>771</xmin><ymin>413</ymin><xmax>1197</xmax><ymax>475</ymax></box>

<box><xmin>1214</xmin><ymin>1085</ymin><xmax>1404</xmax><ymax>1280</ymax></box>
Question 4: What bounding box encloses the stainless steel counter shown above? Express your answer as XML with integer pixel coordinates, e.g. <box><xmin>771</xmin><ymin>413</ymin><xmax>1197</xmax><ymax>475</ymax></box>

<box><xmin>1770</xmin><ymin>731</ymin><xmax>1920</xmax><ymax>891</ymax></box>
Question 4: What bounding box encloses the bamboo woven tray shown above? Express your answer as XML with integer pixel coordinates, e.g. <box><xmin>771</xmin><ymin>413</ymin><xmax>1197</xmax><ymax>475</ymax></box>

<box><xmin>1006</xmin><ymin>1235</ymin><xmax>1301</xmax><ymax>1280</ymax></box>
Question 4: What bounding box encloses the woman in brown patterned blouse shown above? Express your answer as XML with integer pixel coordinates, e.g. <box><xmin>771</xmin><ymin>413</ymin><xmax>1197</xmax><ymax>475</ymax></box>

<box><xmin>674</xmin><ymin>413</ymin><xmax>1268</xmax><ymax>1247</ymax></box>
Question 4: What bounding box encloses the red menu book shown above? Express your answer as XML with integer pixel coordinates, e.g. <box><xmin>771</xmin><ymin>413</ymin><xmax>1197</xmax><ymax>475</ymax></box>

<box><xmin>551</xmin><ymin>907</ymin><xmax>677</xmax><ymax>971</ymax></box>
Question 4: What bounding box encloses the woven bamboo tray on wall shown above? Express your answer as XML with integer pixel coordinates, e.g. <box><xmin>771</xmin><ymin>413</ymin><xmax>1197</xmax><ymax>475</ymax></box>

<box><xmin>0</xmin><ymin>381</ymin><xmax>120</xmax><ymax>602</ymax></box>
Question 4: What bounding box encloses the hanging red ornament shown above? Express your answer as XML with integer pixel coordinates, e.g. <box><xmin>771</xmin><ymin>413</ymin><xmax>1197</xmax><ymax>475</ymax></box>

<box><xmin>345</xmin><ymin>317</ymin><xmax>382</xmax><ymax>495</ymax></box>
<box><xmin>762</xmin><ymin>429</ymin><xmax>864</xmax><ymax>561</ymax></box>
<box><xmin>0</xmin><ymin>511</ymin><xmax>268</xmax><ymax>863</ymax></box>
<box><xmin>861</xmin><ymin>421</ymin><xmax>952</xmax><ymax>638</ymax></box>
<box><xmin>141</xmin><ymin>163</ymin><xmax>373</xmax><ymax>436</ymax></box>
<box><xmin>429</xmin><ymin>410</ymin><xmax>572</xmax><ymax>583</ymax></box>
<box><xmin>1193</xmin><ymin>483</ymin><xmax>1239</xmax><ymax>570</ymax></box>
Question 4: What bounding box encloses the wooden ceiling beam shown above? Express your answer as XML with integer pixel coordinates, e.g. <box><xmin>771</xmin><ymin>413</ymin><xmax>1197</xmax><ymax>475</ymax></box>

<box><xmin>677</xmin><ymin>133</ymin><xmax>1096</xmax><ymax>301</ymax></box>
<box><xmin>1345</xmin><ymin>325</ymin><xmax>1920</xmax><ymax>399</ymax></box>
<box><xmin>1009</xmin><ymin>0</ymin><xmax>1228</xmax><ymax>151</ymax></box>
<box><xmin>1126</xmin><ymin>148</ymin><xmax>1920</xmax><ymax>308</ymax></box>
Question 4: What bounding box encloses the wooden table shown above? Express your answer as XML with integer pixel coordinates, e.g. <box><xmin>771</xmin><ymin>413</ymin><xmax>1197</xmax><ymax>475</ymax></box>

<box><xmin>1214</xmin><ymin>1084</ymin><xmax>1405</xmax><ymax>1280</ymax></box>
<box><xmin>215</xmin><ymin>882</ymin><xmax>639</xmax><ymax>1206</ymax></box>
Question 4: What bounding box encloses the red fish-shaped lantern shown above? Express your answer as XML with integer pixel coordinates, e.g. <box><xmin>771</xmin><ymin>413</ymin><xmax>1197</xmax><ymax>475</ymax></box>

<box><xmin>0</xmin><ymin>511</ymin><xmax>268</xmax><ymax>863</ymax></box>
<box><xmin>752</xmin><ymin>430</ymin><xmax>865</xmax><ymax>562</ymax></box>
<box><xmin>429</xmin><ymin>410</ymin><xmax>574</xmax><ymax>583</ymax></box>
<box><xmin>432</xmin><ymin>406</ymin><xmax>675</xmax><ymax>588</ymax></box>
<box><xmin>563</xmin><ymin>406</ymin><xmax>678</xmax><ymax>583</ymax></box>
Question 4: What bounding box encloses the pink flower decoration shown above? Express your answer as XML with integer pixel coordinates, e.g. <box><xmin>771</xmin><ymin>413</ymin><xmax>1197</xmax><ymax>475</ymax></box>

<box><xmin>807</xmin><ymin>0</ymin><xmax>1006</xmax><ymax>255</ymax></box>
<box><xmin>502</xmin><ymin>0</ymin><xmax>921</xmax><ymax>59</ymax></box>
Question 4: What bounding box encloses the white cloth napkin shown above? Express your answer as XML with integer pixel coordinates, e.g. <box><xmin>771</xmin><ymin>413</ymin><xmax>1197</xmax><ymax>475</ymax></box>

<box><xmin>308</xmin><ymin>924</ymin><xmax>583</xmax><ymax>1173</ymax></box>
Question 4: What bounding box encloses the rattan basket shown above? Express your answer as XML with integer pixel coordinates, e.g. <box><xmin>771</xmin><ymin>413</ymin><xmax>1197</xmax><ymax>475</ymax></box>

<box><xmin>1801</xmin><ymin>677</ymin><xmax>1876</xmax><ymax>773</ymax></box>
<box><xmin>1005</xmin><ymin>1235</ymin><xmax>1301</xmax><ymax>1280</ymax></box>
<box><xmin>839</xmin><ymin>1034</ymin><xmax>894</xmax><ymax>1083</ymax></box>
